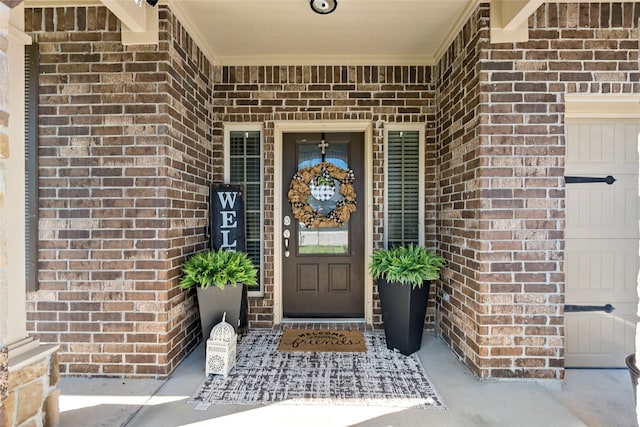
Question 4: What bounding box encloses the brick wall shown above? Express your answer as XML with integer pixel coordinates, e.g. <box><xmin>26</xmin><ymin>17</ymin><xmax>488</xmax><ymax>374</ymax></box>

<box><xmin>23</xmin><ymin>2</ymin><xmax>640</xmax><ymax>380</ymax></box>
<box><xmin>213</xmin><ymin>66</ymin><xmax>439</xmax><ymax>327</ymax></box>
<box><xmin>25</xmin><ymin>6</ymin><xmax>212</xmax><ymax>377</ymax></box>
<box><xmin>163</xmin><ymin>7</ymin><xmax>213</xmax><ymax>371</ymax></box>
<box><xmin>435</xmin><ymin>4</ymin><xmax>488</xmax><ymax>376</ymax></box>
<box><xmin>436</xmin><ymin>2</ymin><xmax>639</xmax><ymax>379</ymax></box>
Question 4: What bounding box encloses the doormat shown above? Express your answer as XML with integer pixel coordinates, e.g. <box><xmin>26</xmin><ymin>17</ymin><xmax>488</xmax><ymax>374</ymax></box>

<box><xmin>277</xmin><ymin>329</ymin><xmax>367</xmax><ymax>352</ymax></box>
<box><xmin>188</xmin><ymin>330</ymin><xmax>446</xmax><ymax>410</ymax></box>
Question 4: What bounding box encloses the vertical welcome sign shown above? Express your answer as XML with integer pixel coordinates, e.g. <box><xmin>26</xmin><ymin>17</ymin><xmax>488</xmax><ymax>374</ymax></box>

<box><xmin>210</xmin><ymin>184</ymin><xmax>248</xmax><ymax>333</ymax></box>
<box><xmin>210</xmin><ymin>184</ymin><xmax>245</xmax><ymax>252</ymax></box>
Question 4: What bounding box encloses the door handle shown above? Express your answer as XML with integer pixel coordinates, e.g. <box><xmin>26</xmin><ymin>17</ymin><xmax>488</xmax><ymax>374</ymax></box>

<box><xmin>564</xmin><ymin>175</ymin><xmax>616</xmax><ymax>185</ymax></box>
<box><xmin>564</xmin><ymin>304</ymin><xmax>615</xmax><ymax>313</ymax></box>
<box><xmin>283</xmin><ymin>229</ymin><xmax>290</xmax><ymax>257</ymax></box>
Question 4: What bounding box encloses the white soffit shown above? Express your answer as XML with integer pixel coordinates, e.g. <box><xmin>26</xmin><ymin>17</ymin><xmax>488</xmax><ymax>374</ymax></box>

<box><xmin>167</xmin><ymin>0</ymin><xmax>481</xmax><ymax>66</ymax></box>
<box><xmin>25</xmin><ymin>1</ymin><xmax>636</xmax><ymax>66</ymax></box>
<box><xmin>27</xmin><ymin>0</ymin><xmax>483</xmax><ymax>65</ymax></box>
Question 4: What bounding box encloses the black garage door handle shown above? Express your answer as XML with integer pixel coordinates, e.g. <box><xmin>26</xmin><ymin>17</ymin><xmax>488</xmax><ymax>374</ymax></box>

<box><xmin>565</xmin><ymin>304</ymin><xmax>615</xmax><ymax>313</ymax></box>
<box><xmin>564</xmin><ymin>175</ymin><xmax>616</xmax><ymax>185</ymax></box>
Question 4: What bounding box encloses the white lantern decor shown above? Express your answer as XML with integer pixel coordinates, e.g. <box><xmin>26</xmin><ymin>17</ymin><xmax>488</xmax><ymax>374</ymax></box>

<box><xmin>205</xmin><ymin>312</ymin><xmax>237</xmax><ymax>378</ymax></box>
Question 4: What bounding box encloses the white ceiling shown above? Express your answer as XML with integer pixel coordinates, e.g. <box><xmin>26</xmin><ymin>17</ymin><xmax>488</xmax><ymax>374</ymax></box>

<box><xmin>25</xmin><ymin>0</ymin><xmax>484</xmax><ymax>65</ymax></box>
<box><xmin>23</xmin><ymin>0</ymin><xmax>638</xmax><ymax>65</ymax></box>
<box><xmin>168</xmin><ymin>0</ymin><xmax>482</xmax><ymax>65</ymax></box>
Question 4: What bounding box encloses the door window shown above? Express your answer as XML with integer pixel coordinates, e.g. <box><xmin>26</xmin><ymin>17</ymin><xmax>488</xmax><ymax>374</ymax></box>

<box><xmin>297</xmin><ymin>142</ymin><xmax>349</xmax><ymax>255</ymax></box>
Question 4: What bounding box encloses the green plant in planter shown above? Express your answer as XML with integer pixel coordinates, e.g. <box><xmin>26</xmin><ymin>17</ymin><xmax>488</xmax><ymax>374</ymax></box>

<box><xmin>368</xmin><ymin>244</ymin><xmax>446</xmax><ymax>289</ymax></box>
<box><xmin>369</xmin><ymin>244</ymin><xmax>447</xmax><ymax>355</ymax></box>
<box><xmin>180</xmin><ymin>248</ymin><xmax>258</xmax><ymax>290</ymax></box>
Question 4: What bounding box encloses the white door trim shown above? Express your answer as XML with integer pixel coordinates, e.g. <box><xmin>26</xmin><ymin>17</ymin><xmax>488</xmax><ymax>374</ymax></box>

<box><xmin>565</xmin><ymin>94</ymin><xmax>640</xmax><ymax>122</ymax></box>
<box><xmin>273</xmin><ymin>121</ymin><xmax>374</xmax><ymax>325</ymax></box>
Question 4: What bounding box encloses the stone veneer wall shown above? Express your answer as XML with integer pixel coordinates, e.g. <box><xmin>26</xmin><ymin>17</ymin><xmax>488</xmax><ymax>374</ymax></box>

<box><xmin>212</xmin><ymin>65</ymin><xmax>439</xmax><ymax>327</ymax></box>
<box><xmin>436</xmin><ymin>3</ymin><xmax>639</xmax><ymax>379</ymax></box>
<box><xmin>4</xmin><ymin>353</ymin><xmax>60</xmax><ymax>427</ymax></box>
<box><xmin>25</xmin><ymin>6</ymin><xmax>212</xmax><ymax>377</ymax></box>
<box><xmin>0</xmin><ymin>347</ymin><xmax>5</xmax><ymax>427</ymax></box>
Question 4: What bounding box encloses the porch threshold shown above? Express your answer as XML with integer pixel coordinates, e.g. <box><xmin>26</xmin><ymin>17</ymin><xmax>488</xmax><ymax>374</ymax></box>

<box><xmin>277</xmin><ymin>318</ymin><xmax>373</xmax><ymax>331</ymax></box>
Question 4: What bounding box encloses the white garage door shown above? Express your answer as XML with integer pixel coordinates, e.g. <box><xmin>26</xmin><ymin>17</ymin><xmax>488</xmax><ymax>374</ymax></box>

<box><xmin>564</xmin><ymin>122</ymin><xmax>640</xmax><ymax>367</ymax></box>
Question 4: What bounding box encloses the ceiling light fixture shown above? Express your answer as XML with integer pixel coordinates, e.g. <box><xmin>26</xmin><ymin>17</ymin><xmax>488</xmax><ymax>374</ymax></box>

<box><xmin>310</xmin><ymin>0</ymin><xmax>337</xmax><ymax>15</ymax></box>
<box><xmin>134</xmin><ymin>0</ymin><xmax>159</xmax><ymax>6</ymax></box>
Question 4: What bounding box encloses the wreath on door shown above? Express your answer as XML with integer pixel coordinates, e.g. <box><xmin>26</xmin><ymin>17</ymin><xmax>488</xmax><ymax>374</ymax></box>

<box><xmin>288</xmin><ymin>162</ymin><xmax>356</xmax><ymax>228</ymax></box>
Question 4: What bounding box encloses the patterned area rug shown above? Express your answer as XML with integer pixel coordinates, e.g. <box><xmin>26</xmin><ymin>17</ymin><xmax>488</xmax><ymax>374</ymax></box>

<box><xmin>189</xmin><ymin>329</ymin><xmax>446</xmax><ymax>410</ymax></box>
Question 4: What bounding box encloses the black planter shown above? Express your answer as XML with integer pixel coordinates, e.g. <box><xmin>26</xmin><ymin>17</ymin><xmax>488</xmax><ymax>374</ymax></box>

<box><xmin>377</xmin><ymin>278</ymin><xmax>431</xmax><ymax>356</ymax></box>
<box><xmin>196</xmin><ymin>284</ymin><xmax>243</xmax><ymax>340</ymax></box>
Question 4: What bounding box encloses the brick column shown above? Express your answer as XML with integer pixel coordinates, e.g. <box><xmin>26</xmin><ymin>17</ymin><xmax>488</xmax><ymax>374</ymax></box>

<box><xmin>437</xmin><ymin>2</ymin><xmax>639</xmax><ymax>379</ymax></box>
<box><xmin>26</xmin><ymin>5</ymin><xmax>210</xmax><ymax>377</ymax></box>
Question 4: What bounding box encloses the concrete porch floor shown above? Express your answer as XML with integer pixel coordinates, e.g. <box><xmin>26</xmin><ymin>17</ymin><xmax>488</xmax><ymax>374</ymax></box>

<box><xmin>59</xmin><ymin>332</ymin><xmax>637</xmax><ymax>427</ymax></box>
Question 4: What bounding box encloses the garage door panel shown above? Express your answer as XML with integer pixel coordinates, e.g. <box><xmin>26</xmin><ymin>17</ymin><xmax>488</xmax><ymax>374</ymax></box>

<box><xmin>565</xmin><ymin>303</ymin><xmax>637</xmax><ymax>367</ymax></box>
<box><xmin>565</xmin><ymin>174</ymin><xmax>639</xmax><ymax>239</ymax></box>
<box><xmin>566</xmin><ymin>123</ymin><xmax>640</xmax><ymax>174</ymax></box>
<box><xmin>565</xmin><ymin>239</ymin><xmax>639</xmax><ymax>299</ymax></box>
<box><xmin>565</xmin><ymin>120</ymin><xmax>639</xmax><ymax>368</ymax></box>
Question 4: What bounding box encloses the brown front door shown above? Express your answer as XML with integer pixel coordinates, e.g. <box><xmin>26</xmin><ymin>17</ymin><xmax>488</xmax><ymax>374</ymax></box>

<box><xmin>282</xmin><ymin>132</ymin><xmax>365</xmax><ymax>317</ymax></box>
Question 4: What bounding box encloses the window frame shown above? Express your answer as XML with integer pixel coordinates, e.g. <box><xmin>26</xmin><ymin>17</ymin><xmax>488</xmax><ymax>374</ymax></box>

<box><xmin>224</xmin><ymin>123</ymin><xmax>265</xmax><ymax>297</ymax></box>
<box><xmin>383</xmin><ymin>124</ymin><xmax>425</xmax><ymax>248</ymax></box>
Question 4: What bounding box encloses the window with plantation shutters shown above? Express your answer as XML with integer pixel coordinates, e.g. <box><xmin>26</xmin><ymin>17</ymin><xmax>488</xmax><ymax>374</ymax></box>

<box><xmin>25</xmin><ymin>43</ymin><xmax>39</xmax><ymax>292</ymax></box>
<box><xmin>225</xmin><ymin>128</ymin><xmax>264</xmax><ymax>295</ymax></box>
<box><xmin>385</xmin><ymin>129</ymin><xmax>424</xmax><ymax>248</ymax></box>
